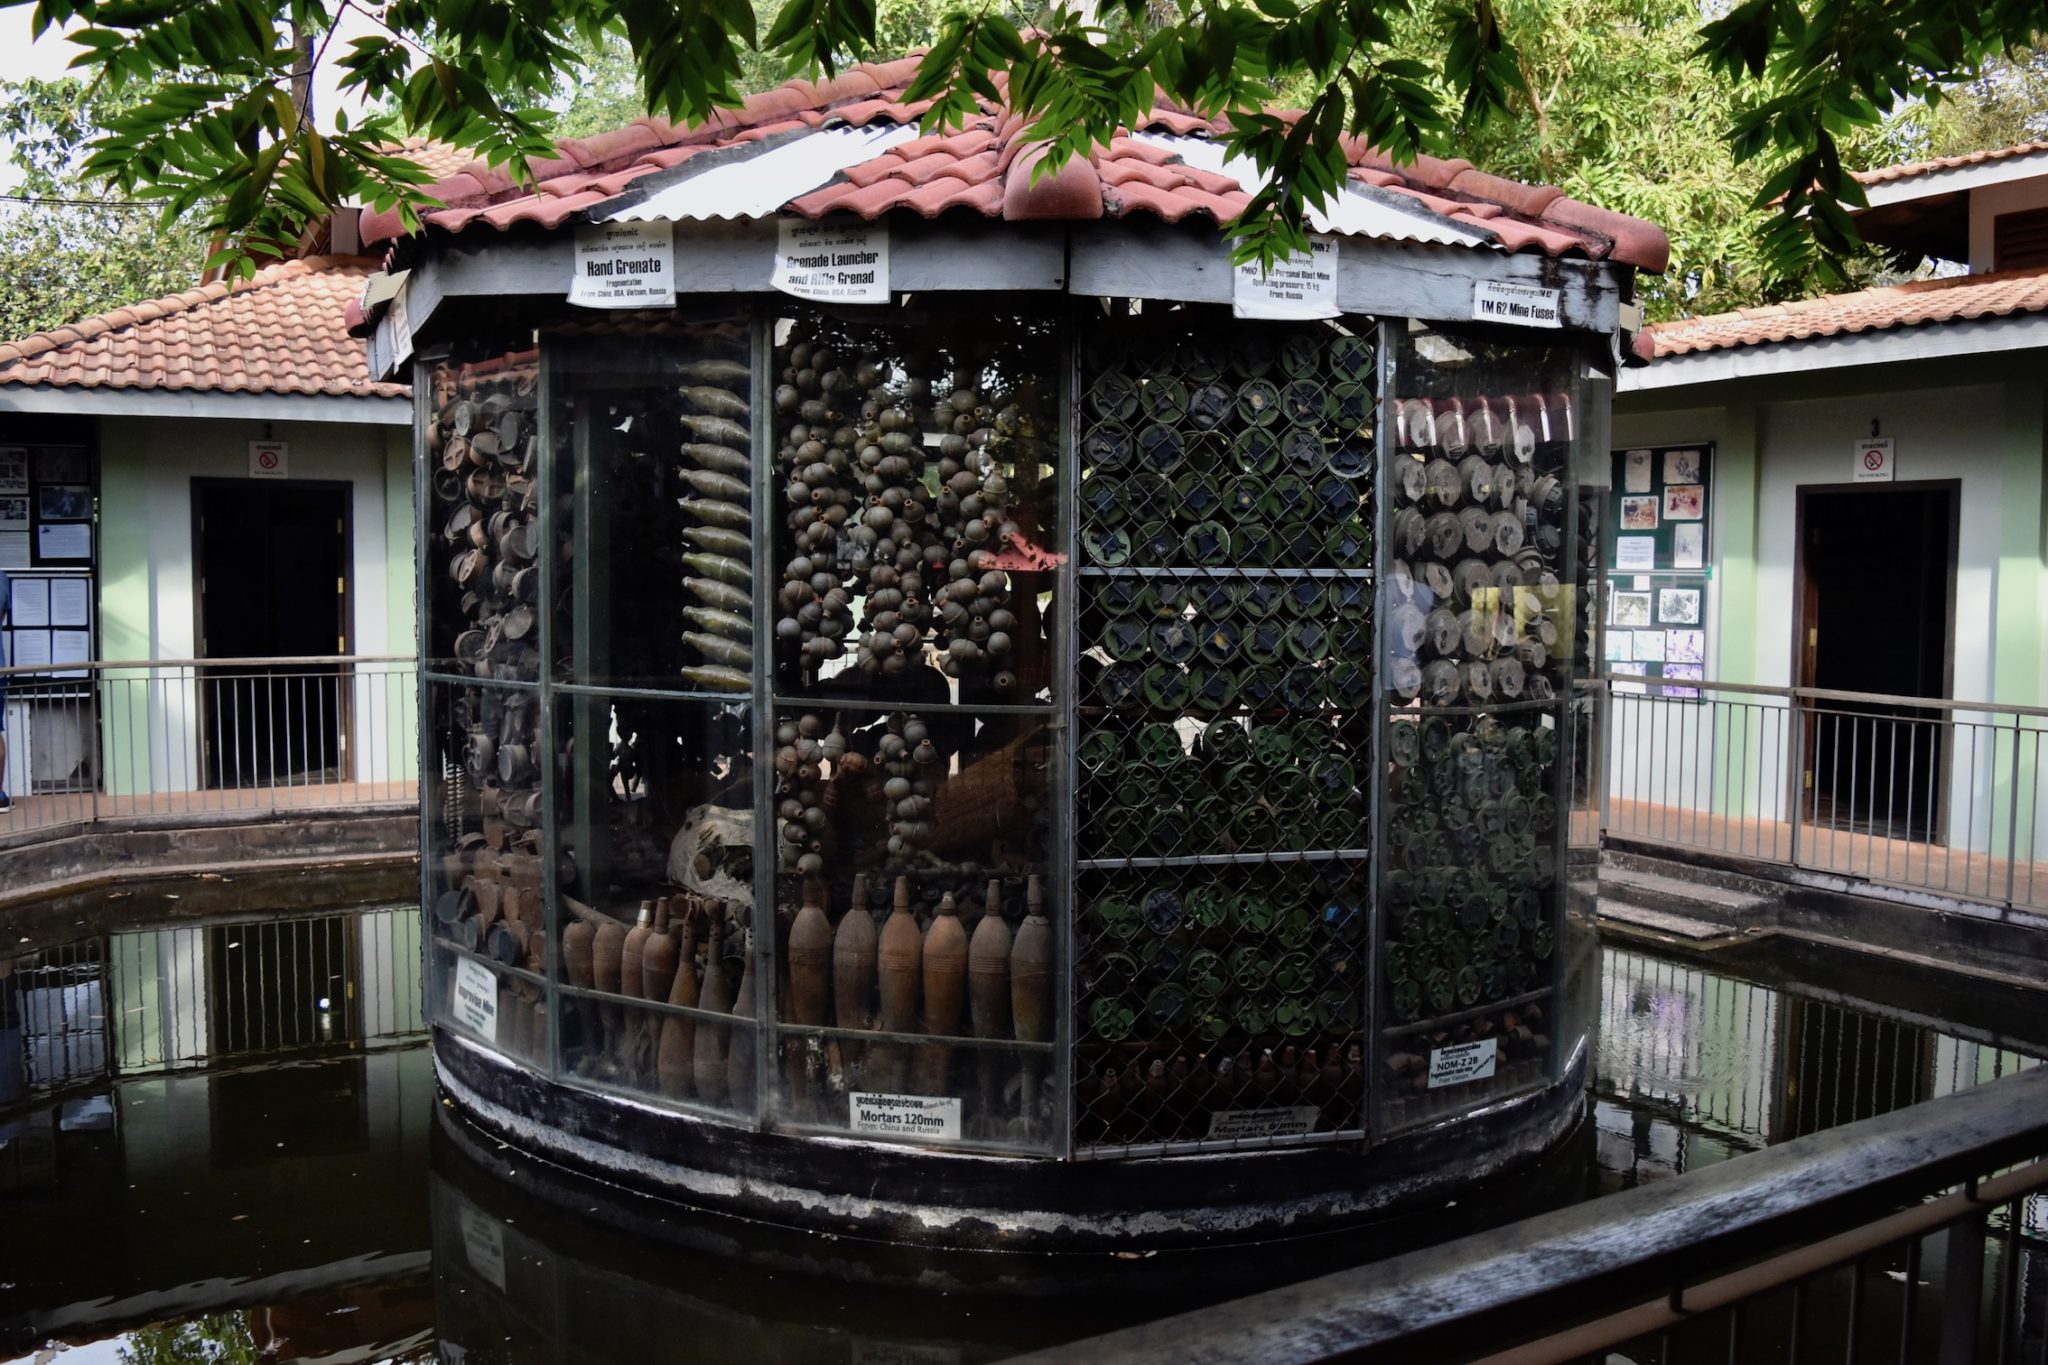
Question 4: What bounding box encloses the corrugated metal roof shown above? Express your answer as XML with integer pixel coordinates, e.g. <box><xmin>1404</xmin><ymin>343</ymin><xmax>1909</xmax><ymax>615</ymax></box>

<box><xmin>604</xmin><ymin>123</ymin><xmax>922</xmax><ymax>222</ymax></box>
<box><xmin>1129</xmin><ymin>132</ymin><xmax>1490</xmax><ymax>247</ymax></box>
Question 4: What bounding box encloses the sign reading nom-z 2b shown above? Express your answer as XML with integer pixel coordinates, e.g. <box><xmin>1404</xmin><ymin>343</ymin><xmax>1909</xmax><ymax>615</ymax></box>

<box><xmin>569</xmin><ymin>221</ymin><xmax>676</xmax><ymax>309</ymax></box>
<box><xmin>775</xmin><ymin>219</ymin><xmax>890</xmax><ymax>303</ymax></box>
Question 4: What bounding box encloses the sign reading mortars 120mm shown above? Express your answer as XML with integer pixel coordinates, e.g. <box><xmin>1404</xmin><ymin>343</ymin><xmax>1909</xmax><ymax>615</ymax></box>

<box><xmin>775</xmin><ymin>219</ymin><xmax>890</xmax><ymax>303</ymax></box>
<box><xmin>850</xmin><ymin>1091</ymin><xmax>960</xmax><ymax>1140</ymax></box>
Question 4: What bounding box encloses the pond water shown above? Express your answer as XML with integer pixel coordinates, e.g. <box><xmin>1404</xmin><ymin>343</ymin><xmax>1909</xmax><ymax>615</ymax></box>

<box><xmin>0</xmin><ymin>888</ymin><xmax>2041</xmax><ymax>1363</ymax></box>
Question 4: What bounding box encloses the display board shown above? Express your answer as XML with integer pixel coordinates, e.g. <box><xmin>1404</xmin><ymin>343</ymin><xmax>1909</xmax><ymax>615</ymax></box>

<box><xmin>0</xmin><ymin>442</ymin><xmax>96</xmax><ymax>678</ymax></box>
<box><xmin>1607</xmin><ymin>443</ymin><xmax>1711</xmax><ymax>695</ymax></box>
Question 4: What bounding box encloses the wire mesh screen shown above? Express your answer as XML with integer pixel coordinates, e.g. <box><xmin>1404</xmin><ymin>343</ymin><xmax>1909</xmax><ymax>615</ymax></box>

<box><xmin>1072</xmin><ymin>311</ymin><xmax>1377</xmax><ymax>1154</ymax></box>
<box><xmin>1374</xmin><ymin>325</ymin><xmax>1595</xmax><ymax>1134</ymax></box>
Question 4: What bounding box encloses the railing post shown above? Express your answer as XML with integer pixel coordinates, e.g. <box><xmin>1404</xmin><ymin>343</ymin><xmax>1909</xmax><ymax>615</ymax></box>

<box><xmin>1598</xmin><ymin>678</ymin><xmax>1611</xmax><ymax>841</ymax></box>
<box><xmin>1938</xmin><ymin>1207</ymin><xmax>1987</xmax><ymax>1365</ymax></box>
<box><xmin>1787</xmin><ymin>690</ymin><xmax>1805</xmax><ymax>870</ymax></box>
<box><xmin>88</xmin><ymin>665</ymin><xmax>101</xmax><ymax>827</ymax></box>
<box><xmin>2002</xmin><ymin>713</ymin><xmax>2022</xmax><ymax>911</ymax></box>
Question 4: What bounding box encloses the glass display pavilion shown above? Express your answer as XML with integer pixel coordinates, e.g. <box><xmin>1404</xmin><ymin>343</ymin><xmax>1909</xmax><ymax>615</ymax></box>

<box><xmin>355</xmin><ymin>58</ymin><xmax>1668</xmax><ymax>1252</ymax></box>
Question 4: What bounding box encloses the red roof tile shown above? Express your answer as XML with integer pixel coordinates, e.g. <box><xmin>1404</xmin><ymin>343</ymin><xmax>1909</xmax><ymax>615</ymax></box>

<box><xmin>0</xmin><ymin>256</ymin><xmax>406</xmax><ymax>399</ymax></box>
<box><xmin>360</xmin><ymin>56</ymin><xmax>1669</xmax><ymax>272</ymax></box>
<box><xmin>1855</xmin><ymin>142</ymin><xmax>2048</xmax><ymax>186</ymax></box>
<box><xmin>1645</xmin><ymin>265</ymin><xmax>2048</xmax><ymax>357</ymax></box>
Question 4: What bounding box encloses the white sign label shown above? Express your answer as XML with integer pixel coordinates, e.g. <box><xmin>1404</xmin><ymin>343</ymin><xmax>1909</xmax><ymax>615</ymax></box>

<box><xmin>850</xmin><ymin>1091</ymin><xmax>961</xmax><ymax>1141</ymax></box>
<box><xmin>248</xmin><ymin>440</ymin><xmax>288</xmax><ymax>479</ymax></box>
<box><xmin>1428</xmin><ymin>1037</ymin><xmax>1499</xmax><ymax>1089</ymax></box>
<box><xmin>457</xmin><ymin>1204</ymin><xmax>507</xmax><ymax>1291</ymax></box>
<box><xmin>570</xmin><ymin>220</ymin><xmax>676</xmax><ymax>309</ymax></box>
<box><xmin>452</xmin><ymin>956</ymin><xmax>499</xmax><ymax>1043</ymax></box>
<box><xmin>1614</xmin><ymin>536</ymin><xmax>1657</xmax><ymax>572</ymax></box>
<box><xmin>1233</xmin><ymin>235</ymin><xmax>1340</xmax><ymax>319</ymax></box>
<box><xmin>388</xmin><ymin>279</ymin><xmax>414</xmax><ymax>367</ymax></box>
<box><xmin>1473</xmin><ymin>280</ymin><xmax>1564</xmax><ymax>328</ymax></box>
<box><xmin>1206</xmin><ymin>1105</ymin><xmax>1320</xmax><ymax>1141</ymax></box>
<box><xmin>1853</xmin><ymin>436</ymin><xmax>1895</xmax><ymax>483</ymax></box>
<box><xmin>775</xmin><ymin>218</ymin><xmax>890</xmax><ymax>303</ymax></box>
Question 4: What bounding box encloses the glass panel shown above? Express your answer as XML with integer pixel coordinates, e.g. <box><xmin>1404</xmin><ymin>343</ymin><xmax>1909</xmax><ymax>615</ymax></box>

<box><xmin>423</xmin><ymin>678</ymin><xmax>550</xmax><ymax>1065</ymax></box>
<box><xmin>546</xmin><ymin>322</ymin><xmax>756</xmax><ymax>692</ymax></box>
<box><xmin>548</xmin><ymin>689</ymin><xmax>757</xmax><ymax>1121</ymax></box>
<box><xmin>759</xmin><ymin>300</ymin><xmax>1063</xmax><ymax>1153</ymax></box>
<box><xmin>764</xmin><ymin>705</ymin><xmax>1057</xmax><ymax>1151</ymax></box>
<box><xmin>423</xmin><ymin>347</ymin><xmax>543</xmax><ymax>681</ymax></box>
<box><xmin>1375</xmin><ymin>323</ymin><xmax>1590</xmax><ymax>1134</ymax></box>
<box><xmin>1072</xmin><ymin>309</ymin><xmax>1377</xmax><ymax>1154</ymax></box>
<box><xmin>767</xmin><ymin>305</ymin><xmax>1061</xmax><ymax>705</ymax></box>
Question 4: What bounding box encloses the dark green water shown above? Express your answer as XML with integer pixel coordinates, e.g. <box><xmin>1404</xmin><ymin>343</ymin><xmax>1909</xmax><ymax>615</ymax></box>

<box><xmin>0</xmin><ymin>894</ymin><xmax>2040</xmax><ymax>1364</ymax></box>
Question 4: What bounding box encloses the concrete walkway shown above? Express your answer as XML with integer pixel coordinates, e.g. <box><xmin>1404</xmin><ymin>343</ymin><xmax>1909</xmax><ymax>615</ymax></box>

<box><xmin>1607</xmin><ymin>796</ymin><xmax>2048</xmax><ymax>913</ymax></box>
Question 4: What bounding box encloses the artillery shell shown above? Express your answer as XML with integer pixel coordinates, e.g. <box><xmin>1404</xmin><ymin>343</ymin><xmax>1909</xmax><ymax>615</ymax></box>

<box><xmin>679</xmin><ymin>468</ymin><xmax>750</xmax><ymax>502</ymax></box>
<box><xmin>679</xmin><ymin>497</ymin><xmax>751</xmax><ymax>530</ymax></box>
<box><xmin>684</xmin><ymin>632</ymin><xmax>754</xmax><ymax>668</ymax></box>
<box><xmin>682</xmin><ymin>442</ymin><xmax>751</xmax><ymax>477</ymax></box>
<box><xmin>682</xmin><ymin>606</ymin><xmax>753</xmax><ymax>640</ymax></box>
<box><xmin>683</xmin><ymin>525</ymin><xmax>751</xmax><ymax>558</ymax></box>
<box><xmin>683</xmin><ymin>387</ymin><xmax>750</xmax><ymax>421</ymax></box>
<box><xmin>680</xmin><ymin>414</ymin><xmax>750</xmax><ymax>450</ymax></box>
<box><xmin>681</xmin><ymin>664</ymin><xmax>752</xmax><ymax>693</ymax></box>
<box><xmin>687</xmin><ymin>577</ymin><xmax>753</xmax><ymax>613</ymax></box>
<box><xmin>680</xmin><ymin>358</ymin><xmax>751</xmax><ymax>386</ymax></box>
<box><xmin>683</xmin><ymin>552</ymin><xmax>751</xmax><ymax>587</ymax></box>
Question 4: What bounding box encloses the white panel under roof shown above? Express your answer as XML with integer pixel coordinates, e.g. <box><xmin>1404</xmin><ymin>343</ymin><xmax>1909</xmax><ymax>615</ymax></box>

<box><xmin>1131</xmin><ymin>131</ymin><xmax>1491</xmax><ymax>248</ymax></box>
<box><xmin>604</xmin><ymin>122</ymin><xmax>922</xmax><ymax>223</ymax></box>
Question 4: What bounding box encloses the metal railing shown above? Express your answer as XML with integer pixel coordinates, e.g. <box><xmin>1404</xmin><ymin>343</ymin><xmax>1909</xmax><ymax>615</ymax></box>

<box><xmin>1603</xmin><ymin>676</ymin><xmax>2048</xmax><ymax>912</ymax></box>
<box><xmin>1597</xmin><ymin>946</ymin><xmax>2042</xmax><ymax>1171</ymax></box>
<box><xmin>0</xmin><ymin>654</ymin><xmax>418</xmax><ymax>841</ymax></box>
<box><xmin>1008</xmin><ymin>1064</ymin><xmax>2048</xmax><ymax>1363</ymax></box>
<box><xmin>1</xmin><ymin>905</ymin><xmax>426</xmax><ymax>1112</ymax></box>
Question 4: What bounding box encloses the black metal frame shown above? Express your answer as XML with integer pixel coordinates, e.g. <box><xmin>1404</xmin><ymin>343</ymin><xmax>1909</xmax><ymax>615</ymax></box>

<box><xmin>416</xmin><ymin>298</ymin><xmax>1605</xmax><ymax>1164</ymax></box>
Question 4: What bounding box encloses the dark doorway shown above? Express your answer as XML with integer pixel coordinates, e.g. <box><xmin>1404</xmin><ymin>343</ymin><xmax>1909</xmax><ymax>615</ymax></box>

<box><xmin>193</xmin><ymin>480</ymin><xmax>351</xmax><ymax>789</ymax></box>
<box><xmin>1794</xmin><ymin>483</ymin><xmax>1957</xmax><ymax>840</ymax></box>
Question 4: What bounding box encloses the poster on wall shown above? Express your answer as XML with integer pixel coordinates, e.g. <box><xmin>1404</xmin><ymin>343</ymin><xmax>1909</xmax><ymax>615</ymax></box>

<box><xmin>1608</xmin><ymin>442</ymin><xmax>1715</xmax><ymax>693</ymax></box>
<box><xmin>1</xmin><ymin>441</ymin><xmax>97</xmax><ymax>676</ymax></box>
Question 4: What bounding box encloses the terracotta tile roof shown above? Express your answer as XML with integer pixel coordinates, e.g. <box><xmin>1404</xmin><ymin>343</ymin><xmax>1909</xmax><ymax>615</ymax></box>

<box><xmin>363</xmin><ymin>56</ymin><xmax>1669</xmax><ymax>271</ymax></box>
<box><xmin>382</xmin><ymin>136</ymin><xmax>479</xmax><ymax>182</ymax></box>
<box><xmin>1645</xmin><ymin>265</ymin><xmax>2048</xmax><ymax>358</ymax></box>
<box><xmin>0</xmin><ymin>256</ymin><xmax>406</xmax><ymax>400</ymax></box>
<box><xmin>1855</xmin><ymin>141</ymin><xmax>2048</xmax><ymax>186</ymax></box>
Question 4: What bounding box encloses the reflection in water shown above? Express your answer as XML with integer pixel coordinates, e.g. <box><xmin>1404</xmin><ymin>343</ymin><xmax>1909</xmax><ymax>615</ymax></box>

<box><xmin>2</xmin><ymin>902</ymin><xmax>2043</xmax><ymax>1363</ymax></box>
<box><xmin>2</xmin><ymin>906</ymin><xmax>422</xmax><ymax>1114</ymax></box>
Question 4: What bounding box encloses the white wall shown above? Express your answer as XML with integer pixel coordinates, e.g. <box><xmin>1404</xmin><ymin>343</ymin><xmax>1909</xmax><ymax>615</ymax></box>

<box><xmin>1969</xmin><ymin>178</ymin><xmax>2048</xmax><ymax>273</ymax></box>
<box><xmin>98</xmin><ymin>412</ymin><xmax>415</xmax><ymax>792</ymax></box>
<box><xmin>102</xmin><ymin>413</ymin><xmax>406</xmax><ymax>660</ymax></box>
<box><xmin>1752</xmin><ymin>384</ymin><xmax>2003</xmax><ymax>700</ymax></box>
<box><xmin>1609</xmin><ymin>379</ymin><xmax>2025</xmax><ymax>856</ymax></box>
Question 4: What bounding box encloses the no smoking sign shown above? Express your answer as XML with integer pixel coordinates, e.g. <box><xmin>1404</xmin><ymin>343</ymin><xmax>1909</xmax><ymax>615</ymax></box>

<box><xmin>1852</xmin><ymin>436</ymin><xmax>1894</xmax><ymax>483</ymax></box>
<box><xmin>249</xmin><ymin>439</ymin><xmax>289</xmax><ymax>479</ymax></box>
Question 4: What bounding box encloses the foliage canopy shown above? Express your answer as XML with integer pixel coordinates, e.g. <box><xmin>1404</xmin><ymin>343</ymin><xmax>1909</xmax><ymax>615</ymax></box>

<box><xmin>0</xmin><ymin>76</ymin><xmax>211</xmax><ymax>339</ymax></box>
<box><xmin>7</xmin><ymin>0</ymin><xmax>2045</xmax><ymax>290</ymax></box>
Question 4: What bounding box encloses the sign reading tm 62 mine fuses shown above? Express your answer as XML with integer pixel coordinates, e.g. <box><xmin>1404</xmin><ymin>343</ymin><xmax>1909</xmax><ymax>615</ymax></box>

<box><xmin>1472</xmin><ymin>280</ymin><xmax>1564</xmax><ymax>328</ymax></box>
